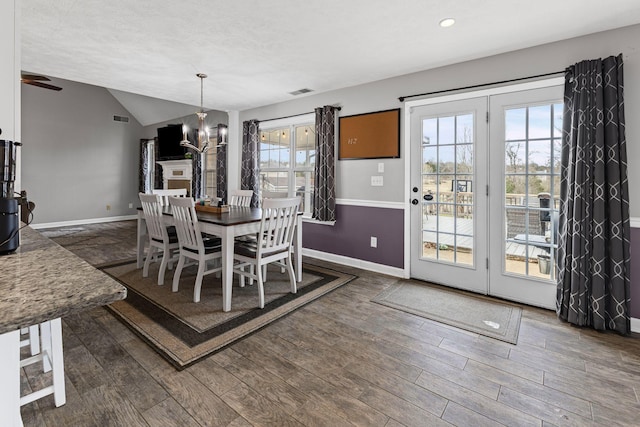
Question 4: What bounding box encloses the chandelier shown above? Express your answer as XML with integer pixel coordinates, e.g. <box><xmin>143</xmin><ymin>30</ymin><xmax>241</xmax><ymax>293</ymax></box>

<box><xmin>180</xmin><ymin>73</ymin><xmax>226</xmax><ymax>154</ymax></box>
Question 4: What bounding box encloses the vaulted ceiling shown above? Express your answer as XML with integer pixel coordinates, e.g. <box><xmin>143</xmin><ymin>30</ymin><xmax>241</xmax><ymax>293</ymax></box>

<box><xmin>21</xmin><ymin>0</ymin><xmax>640</xmax><ymax>125</ymax></box>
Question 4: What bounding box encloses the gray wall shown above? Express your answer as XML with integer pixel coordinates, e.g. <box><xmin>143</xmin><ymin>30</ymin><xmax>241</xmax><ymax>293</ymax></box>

<box><xmin>21</xmin><ymin>77</ymin><xmax>143</xmax><ymax>225</ymax></box>
<box><xmin>240</xmin><ymin>24</ymin><xmax>640</xmax><ymax>214</ymax></box>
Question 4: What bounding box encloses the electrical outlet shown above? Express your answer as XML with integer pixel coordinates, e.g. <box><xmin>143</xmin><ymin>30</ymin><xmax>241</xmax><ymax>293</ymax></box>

<box><xmin>370</xmin><ymin>236</ymin><xmax>377</xmax><ymax>248</ymax></box>
<box><xmin>371</xmin><ymin>176</ymin><xmax>383</xmax><ymax>186</ymax></box>
<box><xmin>129</xmin><ymin>203</ymin><xmax>133</xmax><ymax>209</ymax></box>
<box><xmin>106</xmin><ymin>204</ymin><xmax>111</xmax><ymax>211</ymax></box>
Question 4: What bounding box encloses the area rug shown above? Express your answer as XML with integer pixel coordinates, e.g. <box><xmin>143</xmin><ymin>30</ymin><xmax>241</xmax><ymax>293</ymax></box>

<box><xmin>101</xmin><ymin>261</ymin><xmax>355</xmax><ymax>369</ymax></box>
<box><xmin>372</xmin><ymin>280</ymin><xmax>522</xmax><ymax>344</ymax></box>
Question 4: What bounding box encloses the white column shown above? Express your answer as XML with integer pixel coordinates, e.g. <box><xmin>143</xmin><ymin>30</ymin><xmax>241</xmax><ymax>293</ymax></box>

<box><xmin>227</xmin><ymin>110</ymin><xmax>240</xmax><ymax>193</ymax></box>
<box><xmin>0</xmin><ymin>0</ymin><xmax>20</xmax><ymax>191</ymax></box>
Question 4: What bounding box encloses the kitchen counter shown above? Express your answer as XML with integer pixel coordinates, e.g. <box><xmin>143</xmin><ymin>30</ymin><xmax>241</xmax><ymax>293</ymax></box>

<box><xmin>0</xmin><ymin>225</ymin><xmax>127</xmax><ymax>334</ymax></box>
<box><xmin>1</xmin><ymin>225</ymin><xmax>127</xmax><ymax>426</ymax></box>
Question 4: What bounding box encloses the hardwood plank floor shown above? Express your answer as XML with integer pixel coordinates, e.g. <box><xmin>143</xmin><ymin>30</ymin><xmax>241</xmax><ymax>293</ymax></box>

<box><xmin>19</xmin><ymin>220</ymin><xmax>640</xmax><ymax>426</ymax></box>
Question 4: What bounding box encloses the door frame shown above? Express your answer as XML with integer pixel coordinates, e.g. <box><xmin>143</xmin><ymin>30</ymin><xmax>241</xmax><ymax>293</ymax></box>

<box><xmin>402</xmin><ymin>77</ymin><xmax>564</xmax><ymax>278</ymax></box>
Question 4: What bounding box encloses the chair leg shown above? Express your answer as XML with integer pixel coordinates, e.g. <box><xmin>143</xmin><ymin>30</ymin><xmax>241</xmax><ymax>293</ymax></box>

<box><xmin>193</xmin><ymin>260</ymin><xmax>206</xmax><ymax>303</ymax></box>
<box><xmin>256</xmin><ymin>263</ymin><xmax>265</xmax><ymax>309</ymax></box>
<box><xmin>172</xmin><ymin>255</ymin><xmax>186</xmax><ymax>292</ymax></box>
<box><xmin>286</xmin><ymin>257</ymin><xmax>297</xmax><ymax>294</ymax></box>
<box><xmin>158</xmin><ymin>247</ymin><xmax>170</xmax><ymax>286</ymax></box>
<box><xmin>142</xmin><ymin>245</ymin><xmax>155</xmax><ymax>278</ymax></box>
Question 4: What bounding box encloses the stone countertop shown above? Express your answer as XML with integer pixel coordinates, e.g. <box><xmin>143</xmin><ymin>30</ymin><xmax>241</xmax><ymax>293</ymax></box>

<box><xmin>0</xmin><ymin>225</ymin><xmax>127</xmax><ymax>335</ymax></box>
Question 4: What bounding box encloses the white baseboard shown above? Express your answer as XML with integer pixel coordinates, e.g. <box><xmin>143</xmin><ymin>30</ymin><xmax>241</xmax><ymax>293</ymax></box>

<box><xmin>631</xmin><ymin>317</ymin><xmax>640</xmax><ymax>333</ymax></box>
<box><xmin>302</xmin><ymin>248</ymin><xmax>405</xmax><ymax>278</ymax></box>
<box><xmin>30</xmin><ymin>215</ymin><xmax>138</xmax><ymax>230</ymax></box>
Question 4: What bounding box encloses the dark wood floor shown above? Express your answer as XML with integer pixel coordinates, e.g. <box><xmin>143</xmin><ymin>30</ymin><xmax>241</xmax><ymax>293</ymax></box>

<box><xmin>20</xmin><ymin>220</ymin><xmax>640</xmax><ymax>426</ymax></box>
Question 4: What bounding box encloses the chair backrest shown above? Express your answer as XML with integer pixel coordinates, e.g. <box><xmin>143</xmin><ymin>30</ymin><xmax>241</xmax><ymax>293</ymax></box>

<box><xmin>229</xmin><ymin>189</ymin><xmax>253</xmax><ymax>207</ymax></box>
<box><xmin>152</xmin><ymin>188</ymin><xmax>188</xmax><ymax>206</ymax></box>
<box><xmin>257</xmin><ymin>197</ymin><xmax>300</xmax><ymax>256</ymax></box>
<box><xmin>261</xmin><ymin>191</ymin><xmax>288</xmax><ymax>199</ymax></box>
<box><xmin>168</xmin><ymin>196</ymin><xmax>204</xmax><ymax>253</ymax></box>
<box><xmin>139</xmin><ymin>193</ymin><xmax>169</xmax><ymax>242</ymax></box>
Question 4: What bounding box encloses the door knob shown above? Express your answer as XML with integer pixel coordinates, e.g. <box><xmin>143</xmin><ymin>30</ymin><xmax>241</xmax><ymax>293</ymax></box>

<box><xmin>411</xmin><ymin>199</ymin><xmax>419</xmax><ymax>205</ymax></box>
<box><xmin>412</xmin><ymin>187</ymin><xmax>418</xmax><ymax>193</ymax></box>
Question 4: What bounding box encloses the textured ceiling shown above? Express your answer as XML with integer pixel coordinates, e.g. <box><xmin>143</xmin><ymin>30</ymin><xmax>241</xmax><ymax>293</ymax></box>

<box><xmin>21</xmin><ymin>0</ymin><xmax>640</xmax><ymax>124</ymax></box>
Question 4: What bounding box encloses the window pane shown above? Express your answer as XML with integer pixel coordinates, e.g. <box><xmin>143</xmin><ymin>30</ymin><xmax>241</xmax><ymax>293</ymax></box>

<box><xmin>505</xmin><ymin>108</ymin><xmax>526</xmax><ymax>140</ymax></box>
<box><xmin>528</xmin><ymin>105</ymin><xmax>551</xmax><ymax>139</ymax></box>
<box><xmin>456</xmin><ymin>114</ymin><xmax>474</xmax><ymax>143</ymax></box>
<box><xmin>505</xmin><ymin>141</ymin><xmax>525</xmax><ymax>173</ymax></box>
<box><xmin>295</xmin><ymin>171</ymin><xmax>314</xmax><ymax>214</ymax></box>
<box><xmin>438</xmin><ymin>145</ymin><xmax>455</xmax><ymax>173</ymax></box>
<box><xmin>438</xmin><ymin>116</ymin><xmax>455</xmax><ymax>145</ymax></box>
<box><xmin>260</xmin><ymin>171</ymin><xmax>288</xmax><ymax>193</ymax></box>
<box><xmin>295</xmin><ymin>125</ymin><xmax>315</xmax><ymax>167</ymax></box>
<box><xmin>528</xmin><ymin>140</ymin><xmax>551</xmax><ymax>174</ymax></box>
<box><xmin>422</xmin><ymin>118</ymin><xmax>437</xmax><ymax>145</ymax></box>
<box><xmin>553</xmin><ymin>103</ymin><xmax>563</xmax><ymax>138</ymax></box>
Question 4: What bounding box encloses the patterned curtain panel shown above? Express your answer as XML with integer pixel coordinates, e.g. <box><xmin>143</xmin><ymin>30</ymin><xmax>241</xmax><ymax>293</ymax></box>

<box><xmin>216</xmin><ymin>124</ymin><xmax>228</xmax><ymax>203</ymax></box>
<box><xmin>241</xmin><ymin>120</ymin><xmax>260</xmax><ymax>207</ymax></box>
<box><xmin>313</xmin><ymin>106</ymin><xmax>338</xmax><ymax>221</ymax></box>
<box><xmin>138</xmin><ymin>139</ymin><xmax>151</xmax><ymax>193</ymax></box>
<box><xmin>557</xmin><ymin>54</ymin><xmax>631</xmax><ymax>334</ymax></box>
<box><xmin>190</xmin><ymin>129</ymin><xmax>202</xmax><ymax>199</ymax></box>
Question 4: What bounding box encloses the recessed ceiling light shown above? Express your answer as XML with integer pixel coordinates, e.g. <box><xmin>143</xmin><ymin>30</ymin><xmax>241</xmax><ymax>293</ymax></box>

<box><xmin>439</xmin><ymin>18</ymin><xmax>455</xmax><ymax>28</ymax></box>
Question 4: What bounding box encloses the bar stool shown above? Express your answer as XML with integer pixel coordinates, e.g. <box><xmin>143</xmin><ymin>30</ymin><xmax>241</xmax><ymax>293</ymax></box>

<box><xmin>20</xmin><ymin>318</ymin><xmax>66</xmax><ymax>408</ymax></box>
<box><xmin>20</xmin><ymin>325</ymin><xmax>40</xmax><ymax>356</ymax></box>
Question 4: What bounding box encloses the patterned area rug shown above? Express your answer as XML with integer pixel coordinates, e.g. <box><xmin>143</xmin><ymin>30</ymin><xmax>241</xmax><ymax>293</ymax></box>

<box><xmin>102</xmin><ymin>261</ymin><xmax>355</xmax><ymax>369</ymax></box>
<box><xmin>372</xmin><ymin>280</ymin><xmax>522</xmax><ymax>344</ymax></box>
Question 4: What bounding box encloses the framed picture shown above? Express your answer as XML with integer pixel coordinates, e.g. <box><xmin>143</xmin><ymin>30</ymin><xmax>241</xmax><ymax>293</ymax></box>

<box><xmin>339</xmin><ymin>108</ymin><xmax>400</xmax><ymax>159</ymax></box>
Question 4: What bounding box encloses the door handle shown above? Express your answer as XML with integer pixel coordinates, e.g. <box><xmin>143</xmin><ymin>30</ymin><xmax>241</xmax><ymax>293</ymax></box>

<box><xmin>411</xmin><ymin>199</ymin><xmax>419</xmax><ymax>205</ymax></box>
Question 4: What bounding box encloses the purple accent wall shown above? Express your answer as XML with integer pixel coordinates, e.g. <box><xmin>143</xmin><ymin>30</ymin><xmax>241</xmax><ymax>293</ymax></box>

<box><xmin>303</xmin><ymin>204</ymin><xmax>403</xmax><ymax>268</ymax></box>
<box><xmin>630</xmin><ymin>227</ymin><xmax>640</xmax><ymax>318</ymax></box>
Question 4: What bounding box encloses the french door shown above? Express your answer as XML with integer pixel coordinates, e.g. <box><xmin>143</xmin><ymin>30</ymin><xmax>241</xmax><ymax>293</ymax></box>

<box><xmin>410</xmin><ymin>84</ymin><xmax>563</xmax><ymax>309</ymax></box>
<box><xmin>409</xmin><ymin>97</ymin><xmax>488</xmax><ymax>294</ymax></box>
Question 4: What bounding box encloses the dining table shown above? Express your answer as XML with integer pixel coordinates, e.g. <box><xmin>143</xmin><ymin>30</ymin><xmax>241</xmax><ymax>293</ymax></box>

<box><xmin>136</xmin><ymin>205</ymin><xmax>303</xmax><ymax>312</ymax></box>
<box><xmin>0</xmin><ymin>225</ymin><xmax>127</xmax><ymax>426</ymax></box>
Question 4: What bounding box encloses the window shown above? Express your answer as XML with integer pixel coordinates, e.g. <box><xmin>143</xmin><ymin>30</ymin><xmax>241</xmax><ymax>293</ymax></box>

<box><xmin>259</xmin><ymin>115</ymin><xmax>315</xmax><ymax>215</ymax></box>
<box><xmin>203</xmin><ymin>129</ymin><xmax>218</xmax><ymax>198</ymax></box>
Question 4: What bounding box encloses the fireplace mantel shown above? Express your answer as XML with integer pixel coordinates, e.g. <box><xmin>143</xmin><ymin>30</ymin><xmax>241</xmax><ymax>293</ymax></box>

<box><xmin>156</xmin><ymin>160</ymin><xmax>192</xmax><ymax>194</ymax></box>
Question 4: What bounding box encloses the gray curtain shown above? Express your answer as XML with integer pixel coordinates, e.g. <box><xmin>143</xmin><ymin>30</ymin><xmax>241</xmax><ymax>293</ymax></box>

<box><xmin>312</xmin><ymin>106</ymin><xmax>338</xmax><ymax>221</ymax></box>
<box><xmin>557</xmin><ymin>54</ymin><xmax>631</xmax><ymax>334</ymax></box>
<box><xmin>241</xmin><ymin>120</ymin><xmax>260</xmax><ymax>208</ymax></box>
<box><xmin>138</xmin><ymin>139</ymin><xmax>152</xmax><ymax>193</ymax></box>
<box><xmin>190</xmin><ymin>128</ymin><xmax>202</xmax><ymax>199</ymax></box>
<box><xmin>216</xmin><ymin>124</ymin><xmax>228</xmax><ymax>203</ymax></box>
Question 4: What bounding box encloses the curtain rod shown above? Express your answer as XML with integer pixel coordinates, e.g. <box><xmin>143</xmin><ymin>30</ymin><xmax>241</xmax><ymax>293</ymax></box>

<box><xmin>398</xmin><ymin>70</ymin><xmax>565</xmax><ymax>102</ymax></box>
<box><xmin>258</xmin><ymin>106</ymin><xmax>341</xmax><ymax>123</ymax></box>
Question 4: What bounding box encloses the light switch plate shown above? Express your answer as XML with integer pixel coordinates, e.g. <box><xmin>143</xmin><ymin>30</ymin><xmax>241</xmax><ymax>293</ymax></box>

<box><xmin>378</xmin><ymin>162</ymin><xmax>384</xmax><ymax>173</ymax></box>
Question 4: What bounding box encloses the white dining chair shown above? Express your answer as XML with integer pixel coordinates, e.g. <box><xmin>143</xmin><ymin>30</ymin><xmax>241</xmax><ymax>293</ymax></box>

<box><xmin>152</xmin><ymin>188</ymin><xmax>188</xmax><ymax>206</ymax></box>
<box><xmin>229</xmin><ymin>189</ymin><xmax>253</xmax><ymax>207</ymax></box>
<box><xmin>233</xmin><ymin>197</ymin><xmax>300</xmax><ymax>308</ymax></box>
<box><xmin>139</xmin><ymin>193</ymin><xmax>179</xmax><ymax>285</ymax></box>
<box><xmin>169</xmin><ymin>196</ymin><xmax>223</xmax><ymax>303</ymax></box>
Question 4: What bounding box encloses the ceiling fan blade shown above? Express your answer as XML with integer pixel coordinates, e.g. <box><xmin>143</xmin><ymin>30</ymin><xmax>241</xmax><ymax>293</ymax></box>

<box><xmin>21</xmin><ymin>74</ymin><xmax>51</xmax><ymax>81</ymax></box>
<box><xmin>25</xmin><ymin>81</ymin><xmax>63</xmax><ymax>91</ymax></box>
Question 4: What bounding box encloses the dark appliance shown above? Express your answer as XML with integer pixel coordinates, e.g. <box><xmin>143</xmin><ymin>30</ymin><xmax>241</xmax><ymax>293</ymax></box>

<box><xmin>1</xmin><ymin>139</ymin><xmax>20</xmax><ymax>254</ymax></box>
<box><xmin>156</xmin><ymin>124</ymin><xmax>186</xmax><ymax>160</ymax></box>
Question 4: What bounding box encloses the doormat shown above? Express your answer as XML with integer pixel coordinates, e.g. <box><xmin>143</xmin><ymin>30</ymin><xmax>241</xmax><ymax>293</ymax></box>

<box><xmin>372</xmin><ymin>280</ymin><xmax>522</xmax><ymax>344</ymax></box>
